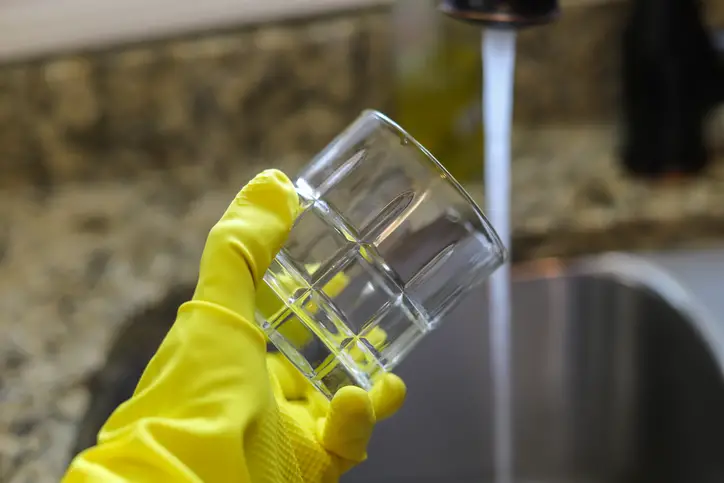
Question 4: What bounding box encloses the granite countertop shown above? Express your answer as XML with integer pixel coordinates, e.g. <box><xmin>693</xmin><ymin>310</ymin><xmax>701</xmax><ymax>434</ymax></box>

<box><xmin>0</xmin><ymin>157</ymin><xmax>303</xmax><ymax>482</ymax></box>
<box><xmin>3</xmin><ymin>125</ymin><xmax>724</xmax><ymax>481</ymax></box>
<box><xmin>501</xmin><ymin>126</ymin><xmax>724</xmax><ymax>258</ymax></box>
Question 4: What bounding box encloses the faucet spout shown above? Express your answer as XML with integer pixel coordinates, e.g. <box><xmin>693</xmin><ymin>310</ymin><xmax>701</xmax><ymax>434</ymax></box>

<box><xmin>439</xmin><ymin>0</ymin><xmax>560</xmax><ymax>28</ymax></box>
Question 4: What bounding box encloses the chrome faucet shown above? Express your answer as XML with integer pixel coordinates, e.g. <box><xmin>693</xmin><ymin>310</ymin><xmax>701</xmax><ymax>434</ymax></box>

<box><xmin>439</xmin><ymin>0</ymin><xmax>560</xmax><ymax>28</ymax></box>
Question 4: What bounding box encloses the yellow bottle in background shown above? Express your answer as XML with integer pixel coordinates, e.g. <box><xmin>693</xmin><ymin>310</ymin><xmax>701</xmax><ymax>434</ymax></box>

<box><xmin>392</xmin><ymin>0</ymin><xmax>483</xmax><ymax>183</ymax></box>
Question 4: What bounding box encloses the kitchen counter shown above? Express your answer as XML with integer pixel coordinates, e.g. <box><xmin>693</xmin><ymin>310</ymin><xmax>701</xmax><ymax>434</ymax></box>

<box><xmin>499</xmin><ymin>126</ymin><xmax>724</xmax><ymax>259</ymax></box>
<box><xmin>2</xmin><ymin>125</ymin><xmax>724</xmax><ymax>481</ymax></box>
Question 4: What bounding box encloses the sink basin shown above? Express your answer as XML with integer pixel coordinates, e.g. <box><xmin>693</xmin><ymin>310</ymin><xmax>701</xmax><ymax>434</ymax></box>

<box><xmin>72</xmin><ymin>250</ymin><xmax>724</xmax><ymax>482</ymax></box>
<box><xmin>343</xmin><ymin>251</ymin><xmax>724</xmax><ymax>483</ymax></box>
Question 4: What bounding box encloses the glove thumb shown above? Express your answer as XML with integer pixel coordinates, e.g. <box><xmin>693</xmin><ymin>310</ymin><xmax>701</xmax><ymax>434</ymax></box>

<box><xmin>193</xmin><ymin>169</ymin><xmax>300</xmax><ymax>323</ymax></box>
<box><xmin>319</xmin><ymin>374</ymin><xmax>406</xmax><ymax>463</ymax></box>
<box><xmin>319</xmin><ymin>386</ymin><xmax>376</xmax><ymax>463</ymax></box>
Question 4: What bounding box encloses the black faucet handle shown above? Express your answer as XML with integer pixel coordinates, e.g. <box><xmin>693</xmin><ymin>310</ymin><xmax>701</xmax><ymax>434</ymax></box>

<box><xmin>439</xmin><ymin>0</ymin><xmax>560</xmax><ymax>28</ymax></box>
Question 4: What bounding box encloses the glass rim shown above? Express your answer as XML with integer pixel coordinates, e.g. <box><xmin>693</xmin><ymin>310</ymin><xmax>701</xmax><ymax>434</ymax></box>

<box><xmin>362</xmin><ymin>109</ymin><xmax>508</xmax><ymax>262</ymax></box>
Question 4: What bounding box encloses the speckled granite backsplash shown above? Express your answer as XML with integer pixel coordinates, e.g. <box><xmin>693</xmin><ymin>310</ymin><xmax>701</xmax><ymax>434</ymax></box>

<box><xmin>0</xmin><ymin>2</ymin><xmax>638</xmax><ymax>190</ymax></box>
<box><xmin>1</xmin><ymin>0</ymin><xmax>724</xmax><ymax>190</ymax></box>
<box><xmin>2</xmin><ymin>0</ymin><xmax>720</xmax><ymax>190</ymax></box>
<box><xmin>0</xmin><ymin>10</ymin><xmax>392</xmax><ymax>189</ymax></box>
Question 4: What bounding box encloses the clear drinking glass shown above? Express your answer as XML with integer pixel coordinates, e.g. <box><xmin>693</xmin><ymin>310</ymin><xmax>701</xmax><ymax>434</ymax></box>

<box><xmin>255</xmin><ymin>110</ymin><xmax>507</xmax><ymax>399</ymax></box>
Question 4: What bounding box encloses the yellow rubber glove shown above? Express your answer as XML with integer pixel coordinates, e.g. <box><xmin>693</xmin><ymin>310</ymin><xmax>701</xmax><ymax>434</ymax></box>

<box><xmin>63</xmin><ymin>169</ymin><xmax>406</xmax><ymax>483</ymax></box>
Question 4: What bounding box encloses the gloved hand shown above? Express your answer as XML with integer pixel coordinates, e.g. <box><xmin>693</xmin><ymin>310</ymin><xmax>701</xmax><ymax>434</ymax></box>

<box><xmin>63</xmin><ymin>169</ymin><xmax>406</xmax><ymax>483</ymax></box>
<box><xmin>257</xmin><ymin>264</ymin><xmax>390</xmax><ymax>374</ymax></box>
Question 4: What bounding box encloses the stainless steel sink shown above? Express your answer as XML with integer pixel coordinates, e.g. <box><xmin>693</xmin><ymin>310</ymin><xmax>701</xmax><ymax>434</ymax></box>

<box><xmin>343</xmin><ymin>250</ymin><xmax>724</xmax><ymax>483</ymax></box>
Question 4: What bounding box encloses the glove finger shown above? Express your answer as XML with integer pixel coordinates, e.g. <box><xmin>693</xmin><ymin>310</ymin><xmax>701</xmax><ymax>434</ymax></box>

<box><xmin>193</xmin><ymin>169</ymin><xmax>300</xmax><ymax>323</ymax></box>
<box><xmin>370</xmin><ymin>373</ymin><xmax>406</xmax><ymax>421</ymax></box>
<box><xmin>268</xmin><ymin>352</ymin><xmax>334</xmax><ymax>418</ymax></box>
<box><xmin>262</xmin><ymin>268</ymin><xmax>353</xmax><ymax>395</ymax></box>
<box><xmin>257</xmin><ymin>263</ymin><xmax>319</xmax><ymax>323</ymax></box>
<box><xmin>365</xmin><ymin>327</ymin><xmax>388</xmax><ymax>348</ymax></box>
<box><xmin>318</xmin><ymin>270</ymin><xmax>350</xmax><ymax>300</ymax></box>
<box><xmin>256</xmin><ymin>282</ymin><xmax>288</xmax><ymax>324</ymax></box>
<box><xmin>319</xmin><ymin>386</ymin><xmax>375</xmax><ymax>462</ymax></box>
<box><xmin>267</xmin><ymin>352</ymin><xmax>309</xmax><ymax>401</ymax></box>
<box><xmin>258</xmin><ymin>266</ymin><xmax>349</xmax><ymax>344</ymax></box>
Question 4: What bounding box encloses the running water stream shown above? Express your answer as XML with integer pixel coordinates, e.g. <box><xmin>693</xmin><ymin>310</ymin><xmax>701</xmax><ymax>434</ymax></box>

<box><xmin>482</xmin><ymin>27</ymin><xmax>517</xmax><ymax>483</ymax></box>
